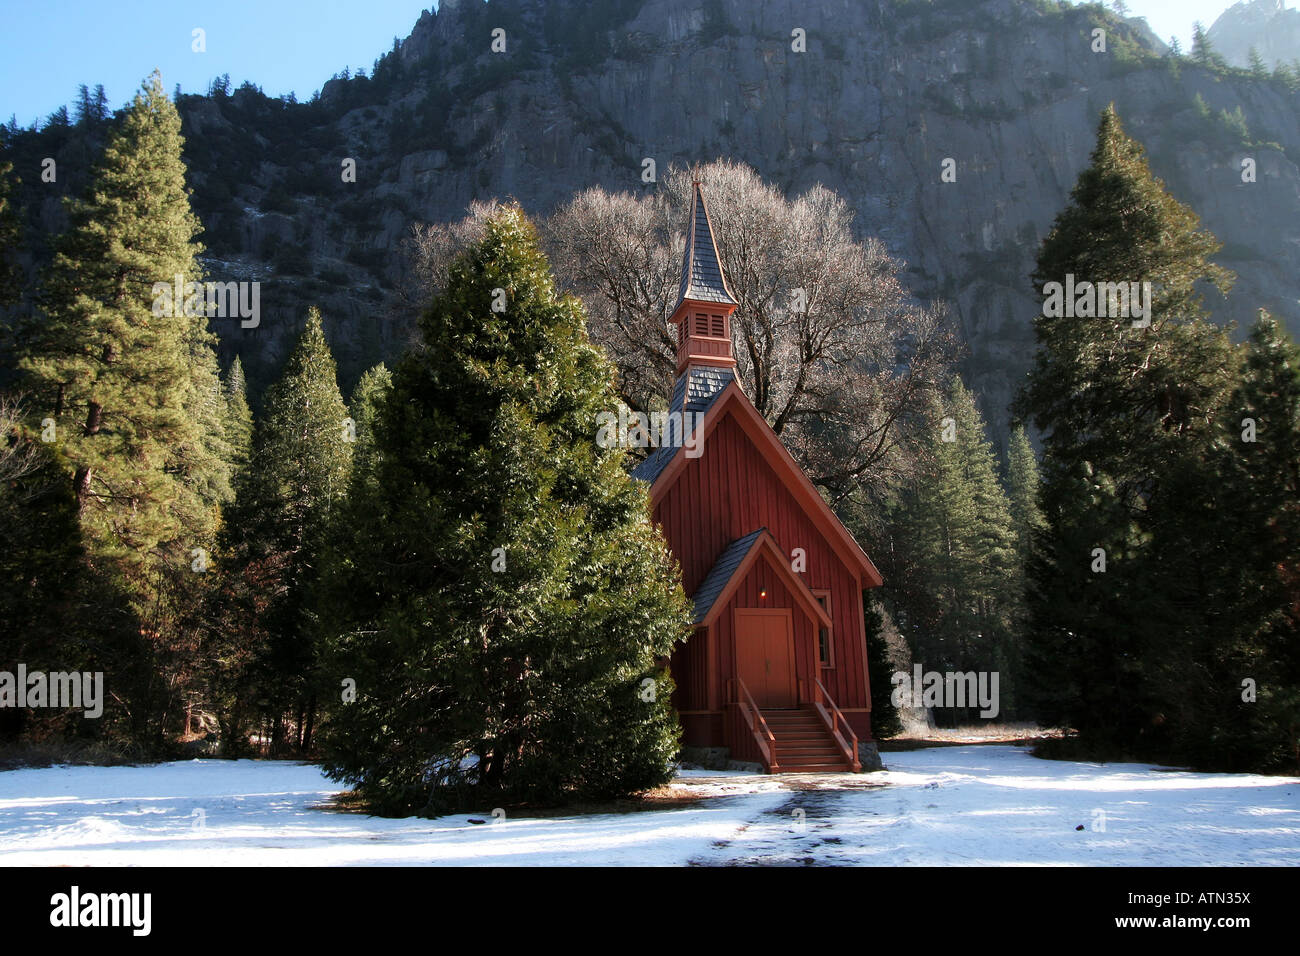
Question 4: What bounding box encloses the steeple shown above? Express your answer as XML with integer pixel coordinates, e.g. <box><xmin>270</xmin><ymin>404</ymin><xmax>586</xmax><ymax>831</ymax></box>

<box><xmin>670</xmin><ymin>182</ymin><xmax>737</xmax><ymax>375</ymax></box>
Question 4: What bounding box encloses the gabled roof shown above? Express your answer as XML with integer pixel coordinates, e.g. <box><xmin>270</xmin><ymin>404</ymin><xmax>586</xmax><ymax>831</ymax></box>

<box><xmin>690</xmin><ymin>528</ymin><xmax>834</xmax><ymax>629</ymax></box>
<box><xmin>639</xmin><ymin>380</ymin><xmax>884</xmax><ymax>588</ymax></box>
<box><xmin>675</xmin><ymin>181</ymin><xmax>737</xmax><ymax>312</ymax></box>
<box><xmin>630</xmin><ymin>365</ymin><xmax>733</xmax><ymax>484</ymax></box>
<box><xmin>690</xmin><ymin>529</ymin><xmax>764</xmax><ymax>624</ymax></box>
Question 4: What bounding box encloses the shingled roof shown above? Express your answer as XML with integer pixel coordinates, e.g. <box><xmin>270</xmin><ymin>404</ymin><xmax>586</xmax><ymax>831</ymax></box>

<box><xmin>675</xmin><ymin>181</ymin><xmax>737</xmax><ymax>312</ymax></box>
<box><xmin>630</xmin><ymin>365</ymin><xmax>734</xmax><ymax>484</ymax></box>
<box><xmin>689</xmin><ymin>528</ymin><xmax>766</xmax><ymax>624</ymax></box>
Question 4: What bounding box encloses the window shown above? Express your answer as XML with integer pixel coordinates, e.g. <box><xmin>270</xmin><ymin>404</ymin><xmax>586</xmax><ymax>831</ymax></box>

<box><xmin>710</xmin><ymin>314</ymin><xmax>725</xmax><ymax>336</ymax></box>
<box><xmin>813</xmin><ymin>590</ymin><xmax>833</xmax><ymax>667</ymax></box>
<box><xmin>693</xmin><ymin>313</ymin><xmax>709</xmax><ymax>336</ymax></box>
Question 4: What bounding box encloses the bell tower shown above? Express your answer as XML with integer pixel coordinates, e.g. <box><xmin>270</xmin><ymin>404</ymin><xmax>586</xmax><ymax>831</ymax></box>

<box><xmin>670</xmin><ymin>182</ymin><xmax>737</xmax><ymax>376</ymax></box>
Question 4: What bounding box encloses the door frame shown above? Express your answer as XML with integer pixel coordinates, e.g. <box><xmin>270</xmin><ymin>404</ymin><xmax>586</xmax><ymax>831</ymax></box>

<box><xmin>733</xmin><ymin>607</ymin><xmax>797</xmax><ymax>708</ymax></box>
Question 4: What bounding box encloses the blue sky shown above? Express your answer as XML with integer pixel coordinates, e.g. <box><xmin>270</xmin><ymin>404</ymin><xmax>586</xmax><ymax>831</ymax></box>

<box><xmin>1123</xmin><ymin>0</ymin><xmax>1275</xmax><ymax>48</ymax></box>
<box><xmin>0</xmin><ymin>1</ymin><xmax>1273</xmax><ymax>127</ymax></box>
<box><xmin>0</xmin><ymin>1</ymin><xmax>435</xmax><ymax>125</ymax></box>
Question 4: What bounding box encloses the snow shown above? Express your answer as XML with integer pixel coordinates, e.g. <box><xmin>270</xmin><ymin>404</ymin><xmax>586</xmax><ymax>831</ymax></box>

<box><xmin>0</xmin><ymin>746</ymin><xmax>1296</xmax><ymax>866</ymax></box>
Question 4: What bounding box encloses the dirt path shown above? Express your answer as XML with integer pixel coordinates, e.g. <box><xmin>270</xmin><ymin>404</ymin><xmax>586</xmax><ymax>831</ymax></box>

<box><xmin>685</xmin><ymin>775</ymin><xmax>887</xmax><ymax>866</ymax></box>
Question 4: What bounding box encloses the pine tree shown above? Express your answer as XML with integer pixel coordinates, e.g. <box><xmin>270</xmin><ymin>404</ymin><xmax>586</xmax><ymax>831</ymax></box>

<box><xmin>1249</xmin><ymin>46</ymin><xmax>1268</xmax><ymax>78</ymax></box>
<box><xmin>233</xmin><ymin>308</ymin><xmax>352</xmax><ymax>754</ymax></box>
<box><xmin>0</xmin><ymin>160</ymin><xmax>20</xmax><ymax>309</ymax></box>
<box><xmin>1206</xmin><ymin>313</ymin><xmax>1300</xmax><ymax>770</ymax></box>
<box><xmin>1191</xmin><ymin>23</ymin><xmax>1225</xmax><ymax>69</ymax></box>
<box><xmin>1128</xmin><ymin>315</ymin><xmax>1299</xmax><ymax>771</ymax></box>
<box><xmin>1005</xmin><ymin>425</ymin><xmax>1044</xmax><ymax>562</ymax></box>
<box><xmin>893</xmin><ymin>379</ymin><xmax>1020</xmax><ymax>719</ymax></box>
<box><xmin>21</xmin><ymin>70</ymin><xmax>229</xmax><ymax>569</ymax></box>
<box><xmin>864</xmin><ymin>594</ymin><xmax>902</xmax><ymax>739</ymax></box>
<box><xmin>0</xmin><ymin>394</ymin><xmax>96</xmax><ymax>744</ymax></box>
<box><xmin>17</xmin><ymin>72</ymin><xmax>231</xmax><ymax>748</ymax></box>
<box><xmin>320</xmin><ymin>206</ymin><xmax>691</xmax><ymax>812</ymax></box>
<box><xmin>1016</xmin><ymin>106</ymin><xmax>1237</xmax><ymax>758</ymax></box>
<box><xmin>347</xmin><ymin>362</ymin><xmax>391</xmax><ymax>479</ymax></box>
<box><xmin>222</xmin><ymin>355</ymin><xmax>253</xmax><ymax>474</ymax></box>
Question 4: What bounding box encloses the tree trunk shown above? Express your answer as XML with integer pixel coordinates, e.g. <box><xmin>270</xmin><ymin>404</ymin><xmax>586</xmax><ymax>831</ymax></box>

<box><xmin>73</xmin><ymin>400</ymin><xmax>103</xmax><ymax>509</ymax></box>
<box><xmin>301</xmin><ymin>694</ymin><xmax>316</xmax><ymax>754</ymax></box>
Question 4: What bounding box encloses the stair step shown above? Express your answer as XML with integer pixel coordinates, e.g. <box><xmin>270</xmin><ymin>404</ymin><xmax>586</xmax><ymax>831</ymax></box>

<box><xmin>778</xmin><ymin>752</ymin><xmax>844</xmax><ymax>761</ymax></box>
<box><xmin>755</xmin><ymin>707</ymin><xmax>857</xmax><ymax>773</ymax></box>
<box><xmin>769</xmin><ymin>724</ymin><xmax>829</xmax><ymax>732</ymax></box>
<box><xmin>780</xmin><ymin>764</ymin><xmax>852</xmax><ymax>773</ymax></box>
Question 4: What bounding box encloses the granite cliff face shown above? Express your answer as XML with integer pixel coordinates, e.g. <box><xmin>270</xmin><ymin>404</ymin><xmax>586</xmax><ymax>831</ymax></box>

<box><xmin>10</xmin><ymin>0</ymin><xmax>1300</xmax><ymax>437</ymax></box>
<box><xmin>1208</xmin><ymin>0</ymin><xmax>1300</xmax><ymax>70</ymax></box>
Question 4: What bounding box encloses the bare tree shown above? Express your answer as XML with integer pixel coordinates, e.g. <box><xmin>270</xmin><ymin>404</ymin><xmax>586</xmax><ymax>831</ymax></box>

<box><xmin>0</xmin><ymin>393</ymin><xmax>53</xmax><ymax>495</ymax></box>
<box><xmin>545</xmin><ymin>160</ymin><xmax>960</xmax><ymax>501</ymax></box>
<box><xmin>395</xmin><ymin>201</ymin><xmax>504</xmax><ymax>311</ymax></box>
<box><xmin>389</xmin><ymin>200</ymin><xmax>507</xmax><ymax>353</ymax></box>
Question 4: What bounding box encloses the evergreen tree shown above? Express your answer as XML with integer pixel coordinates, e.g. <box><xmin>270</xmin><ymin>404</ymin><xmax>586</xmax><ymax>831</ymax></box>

<box><xmin>1207</xmin><ymin>313</ymin><xmax>1300</xmax><ymax>769</ymax></box>
<box><xmin>232</xmin><ymin>308</ymin><xmax>352</xmax><ymax>754</ymax></box>
<box><xmin>1191</xmin><ymin>23</ymin><xmax>1225</xmax><ymax>69</ymax></box>
<box><xmin>17</xmin><ymin>72</ymin><xmax>231</xmax><ymax>747</ymax></box>
<box><xmin>1016</xmin><ymin>106</ymin><xmax>1237</xmax><ymax>759</ymax></box>
<box><xmin>1126</xmin><ymin>315</ymin><xmax>1299</xmax><ymax>771</ymax></box>
<box><xmin>320</xmin><ymin>206</ymin><xmax>690</xmax><ymax>812</ymax></box>
<box><xmin>21</xmin><ymin>70</ymin><xmax>228</xmax><ymax>568</ymax></box>
<box><xmin>222</xmin><ymin>355</ymin><xmax>253</xmax><ymax>474</ymax></box>
<box><xmin>347</xmin><ymin>362</ymin><xmax>391</xmax><ymax>479</ymax></box>
<box><xmin>0</xmin><ymin>394</ymin><xmax>98</xmax><ymax>744</ymax></box>
<box><xmin>864</xmin><ymin>593</ymin><xmax>902</xmax><ymax>739</ymax></box>
<box><xmin>0</xmin><ymin>160</ymin><xmax>20</xmax><ymax>309</ymax></box>
<box><xmin>74</xmin><ymin>84</ymin><xmax>109</xmax><ymax>128</ymax></box>
<box><xmin>1005</xmin><ymin>424</ymin><xmax>1044</xmax><ymax>563</ymax></box>
<box><xmin>893</xmin><ymin>379</ymin><xmax>1020</xmax><ymax>719</ymax></box>
<box><xmin>1249</xmin><ymin>46</ymin><xmax>1268</xmax><ymax>78</ymax></box>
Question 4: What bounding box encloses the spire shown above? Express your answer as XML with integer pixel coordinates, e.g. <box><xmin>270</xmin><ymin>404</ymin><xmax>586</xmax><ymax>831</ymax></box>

<box><xmin>670</xmin><ymin>182</ymin><xmax>737</xmax><ymax>375</ymax></box>
<box><xmin>675</xmin><ymin>181</ymin><xmax>737</xmax><ymax>312</ymax></box>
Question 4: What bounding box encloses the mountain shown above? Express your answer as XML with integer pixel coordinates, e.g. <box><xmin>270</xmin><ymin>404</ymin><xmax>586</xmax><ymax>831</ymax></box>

<box><xmin>1207</xmin><ymin>0</ymin><xmax>1300</xmax><ymax>70</ymax></box>
<box><xmin>5</xmin><ymin>0</ymin><xmax>1300</xmax><ymax>440</ymax></box>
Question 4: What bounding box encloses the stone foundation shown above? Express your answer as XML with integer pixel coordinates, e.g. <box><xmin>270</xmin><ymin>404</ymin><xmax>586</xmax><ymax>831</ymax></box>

<box><xmin>679</xmin><ymin>745</ymin><xmax>730</xmax><ymax>770</ymax></box>
<box><xmin>858</xmin><ymin>740</ymin><xmax>885</xmax><ymax>772</ymax></box>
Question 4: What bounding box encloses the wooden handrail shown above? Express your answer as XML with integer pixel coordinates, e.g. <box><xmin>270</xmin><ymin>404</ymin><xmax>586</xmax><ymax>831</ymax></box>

<box><xmin>813</xmin><ymin>678</ymin><xmax>861</xmax><ymax>772</ymax></box>
<box><xmin>731</xmin><ymin>677</ymin><xmax>779</xmax><ymax>772</ymax></box>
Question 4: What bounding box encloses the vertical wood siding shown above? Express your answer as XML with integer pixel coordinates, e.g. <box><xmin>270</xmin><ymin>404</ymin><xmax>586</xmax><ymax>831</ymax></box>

<box><xmin>653</xmin><ymin>412</ymin><xmax>869</xmax><ymax>728</ymax></box>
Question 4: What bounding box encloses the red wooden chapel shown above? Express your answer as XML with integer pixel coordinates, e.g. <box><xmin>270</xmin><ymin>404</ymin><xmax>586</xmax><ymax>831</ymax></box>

<box><xmin>633</xmin><ymin>183</ymin><xmax>884</xmax><ymax>773</ymax></box>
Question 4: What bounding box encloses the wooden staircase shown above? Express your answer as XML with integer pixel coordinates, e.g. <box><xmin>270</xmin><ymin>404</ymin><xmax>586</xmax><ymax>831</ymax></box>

<box><xmin>763</xmin><ymin>706</ymin><xmax>856</xmax><ymax>773</ymax></box>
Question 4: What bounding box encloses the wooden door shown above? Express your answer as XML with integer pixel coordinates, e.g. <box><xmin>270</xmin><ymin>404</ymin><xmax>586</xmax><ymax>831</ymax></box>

<box><xmin>735</xmin><ymin>609</ymin><xmax>796</xmax><ymax>708</ymax></box>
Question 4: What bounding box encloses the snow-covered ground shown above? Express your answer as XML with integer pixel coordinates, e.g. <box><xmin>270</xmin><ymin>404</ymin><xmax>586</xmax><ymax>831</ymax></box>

<box><xmin>0</xmin><ymin>745</ymin><xmax>1296</xmax><ymax>866</ymax></box>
